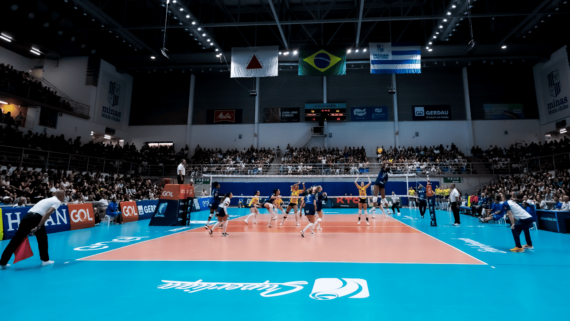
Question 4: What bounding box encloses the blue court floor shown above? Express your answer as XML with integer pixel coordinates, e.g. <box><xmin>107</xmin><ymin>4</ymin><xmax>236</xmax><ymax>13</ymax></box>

<box><xmin>1</xmin><ymin>208</ymin><xmax>569</xmax><ymax>321</ymax></box>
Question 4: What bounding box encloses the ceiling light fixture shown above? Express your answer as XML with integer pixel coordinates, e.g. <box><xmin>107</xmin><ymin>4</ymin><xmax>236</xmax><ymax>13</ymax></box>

<box><xmin>347</xmin><ymin>49</ymin><xmax>352</xmax><ymax>53</ymax></box>
<box><xmin>0</xmin><ymin>35</ymin><xmax>12</xmax><ymax>42</ymax></box>
<box><xmin>0</xmin><ymin>101</ymin><xmax>8</xmax><ymax>104</ymax></box>
<box><xmin>151</xmin><ymin>56</ymin><xmax>156</xmax><ymax>59</ymax></box>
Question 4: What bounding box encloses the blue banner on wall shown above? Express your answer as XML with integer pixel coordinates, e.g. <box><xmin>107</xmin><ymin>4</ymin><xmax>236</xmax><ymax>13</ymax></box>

<box><xmin>136</xmin><ymin>200</ymin><xmax>158</xmax><ymax>220</ymax></box>
<box><xmin>149</xmin><ymin>200</ymin><xmax>181</xmax><ymax>226</ymax></box>
<box><xmin>351</xmin><ymin>106</ymin><xmax>389</xmax><ymax>121</ymax></box>
<box><xmin>2</xmin><ymin>206</ymin><xmax>71</xmax><ymax>240</ymax></box>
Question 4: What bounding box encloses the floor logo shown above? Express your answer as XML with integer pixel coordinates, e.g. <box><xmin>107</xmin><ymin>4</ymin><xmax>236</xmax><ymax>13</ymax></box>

<box><xmin>310</xmin><ymin>278</ymin><xmax>369</xmax><ymax>300</ymax></box>
<box><xmin>158</xmin><ymin>278</ymin><xmax>369</xmax><ymax>300</ymax></box>
<box><xmin>456</xmin><ymin>238</ymin><xmax>506</xmax><ymax>253</ymax></box>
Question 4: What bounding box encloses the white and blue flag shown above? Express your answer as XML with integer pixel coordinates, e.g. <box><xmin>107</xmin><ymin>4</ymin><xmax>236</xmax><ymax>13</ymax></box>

<box><xmin>369</xmin><ymin>42</ymin><xmax>421</xmax><ymax>75</ymax></box>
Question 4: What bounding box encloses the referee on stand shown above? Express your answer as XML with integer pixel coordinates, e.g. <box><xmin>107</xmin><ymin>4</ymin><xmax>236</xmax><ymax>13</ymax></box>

<box><xmin>0</xmin><ymin>191</ymin><xmax>65</xmax><ymax>269</ymax></box>
<box><xmin>177</xmin><ymin>159</ymin><xmax>186</xmax><ymax>184</ymax></box>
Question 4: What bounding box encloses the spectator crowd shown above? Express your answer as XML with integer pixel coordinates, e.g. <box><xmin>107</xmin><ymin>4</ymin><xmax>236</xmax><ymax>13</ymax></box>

<box><xmin>0</xmin><ymin>167</ymin><xmax>161</xmax><ymax>209</ymax></box>
<box><xmin>0</xmin><ymin>63</ymin><xmax>73</xmax><ymax>111</ymax></box>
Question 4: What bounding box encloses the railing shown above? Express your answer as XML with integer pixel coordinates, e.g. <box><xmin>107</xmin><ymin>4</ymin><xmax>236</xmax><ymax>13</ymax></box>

<box><xmin>0</xmin><ymin>75</ymin><xmax>90</xmax><ymax>117</ymax></box>
<box><xmin>0</xmin><ymin>145</ymin><xmax>179</xmax><ymax>176</ymax></box>
<box><xmin>475</xmin><ymin>152</ymin><xmax>570</xmax><ymax>175</ymax></box>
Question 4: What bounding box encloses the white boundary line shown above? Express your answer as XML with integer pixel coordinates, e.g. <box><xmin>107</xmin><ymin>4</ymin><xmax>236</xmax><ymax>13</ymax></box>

<box><xmin>79</xmin><ymin>259</ymin><xmax>484</xmax><ymax>265</ymax></box>
<box><xmin>386</xmin><ymin>216</ymin><xmax>488</xmax><ymax>265</ymax></box>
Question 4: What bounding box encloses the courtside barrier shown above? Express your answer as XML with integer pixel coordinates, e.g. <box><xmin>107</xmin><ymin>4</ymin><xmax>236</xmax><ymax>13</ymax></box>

<box><xmin>0</xmin><ymin>200</ymin><xmax>168</xmax><ymax>240</ymax></box>
<box><xmin>120</xmin><ymin>201</ymin><xmax>139</xmax><ymax>223</ymax></box>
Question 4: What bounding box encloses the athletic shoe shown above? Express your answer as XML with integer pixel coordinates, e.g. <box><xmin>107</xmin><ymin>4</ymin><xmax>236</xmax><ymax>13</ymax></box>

<box><xmin>244</xmin><ymin>220</ymin><xmax>249</xmax><ymax>225</ymax></box>
<box><xmin>318</xmin><ymin>227</ymin><xmax>322</xmax><ymax>231</ymax></box>
<box><xmin>311</xmin><ymin>231</ymin><xmax>315</xmax><ymax>236</ymax></box>
<box><xmin>279</xmin><ymin>222</ymin><xmax>283</xmax><ymax>226</ymax></box>
<box><xmin>204</xmin><ymin>225</ymin><xmax>209</xmax><ymax>229</ymax></box>
<box><xmin>41</xmin><ymin>261</ymin><xmax>55</xmax><ymax>267</ymax></box>
<box><xmin>0</xmin><ymin>264</ymin><xmax>10</xmax><ymax>270</ymax></box>
<box><xmin>301</xmin><ymin>231</ymin><xmax>305</xmax><ymax>238</ymax></box>
<box><xmin>296</xmin><ymin>223</ymin><xmax>300</xmax><ymax>226</ymax></box>
<box><xmin>372</xmin><ymin>216</ymin><xmax>376</xmax><ymax>219</ymax></box>
<box><xmin>209</xmin><ymin>229</ymin><xmax>213</xmax><ymax>236</ymax></box>
<box><xmin>267</xmin><ymin>224</ymin><xmax>272</xmax><ymax>228</ymax></box>
<box><xmin>357</xmin><ymin>220</ymin><xmax>361</xmax><ymax>225</ymax></box>
<box><xmin>222</xmin><ymin>233</ymin><xmax>227</xmax><ymax>237</ymax></box>
<box><xmin>453</xmin><ymin>223</ymin><xmax>460</xmax><ymax>226</ymax></box>
<box><xmin>510</xmin><ymin>247</ymin><xmax>524</xmax><ymax>253</ymax></box>
<box><xmin>523</xmin><ymin>244</ymin><xmax>534</xmax><ymax>250</ymax></box>
<box><xmin>366</xmin><ymin>219</ymin><xmax>370</xmax><ymax>226</ymax></box>
<box><xmin>421</xmin><ymin>215</ymin><xmax>424</xmax><ymax>219</ymax></box>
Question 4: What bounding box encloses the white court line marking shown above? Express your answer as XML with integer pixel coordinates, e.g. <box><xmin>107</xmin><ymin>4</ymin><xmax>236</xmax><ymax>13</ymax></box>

<box><xmin>81</xmin><ymin>259</ymin><xmax>485</xmax><ymax>265</ymax></box>
<box><xmin>78</xmin><ymin>215</ymin><xmax>246</xmax><ymax>261</ymax></box>
<box><xmin>386</xmin><ymin>216</ymin><xmax>487</xmax><ymax>265</ymax></box>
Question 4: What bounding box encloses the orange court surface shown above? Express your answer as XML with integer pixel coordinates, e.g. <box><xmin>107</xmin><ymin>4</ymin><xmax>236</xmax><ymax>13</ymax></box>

<box><xmin>82</xmin><ymin>214</ymin><xmax>484</xmax><ymax>265</ymax></box>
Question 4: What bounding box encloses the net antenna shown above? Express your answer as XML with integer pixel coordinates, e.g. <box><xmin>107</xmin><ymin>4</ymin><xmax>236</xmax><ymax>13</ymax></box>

<box><xmin>161</xmin><ymin>0</ymin><xmax>171</xmax><ymax>59</ymax></box>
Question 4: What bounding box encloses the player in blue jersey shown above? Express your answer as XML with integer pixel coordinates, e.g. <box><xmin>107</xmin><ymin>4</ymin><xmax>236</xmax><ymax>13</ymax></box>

<box><xmin>417</xmin><ymin>184</ymin><xmax>427</xmax><ymax>218</ymax></box>
<box><xmin>205</xmin><ymin>182</ymin><xmax>222</xmax><ymax>229</ymax></box>
<box><xmin>373</xmin><ymin>161</ymin><xmax>390</xmax><ymax>215</ymax></box>
<box><xmin>300</xmin><ymin>187</ymin><xmax>317</xmax><ymax>237</ymax></box>
<box><xmin>264</xmin><ymin>189</ymin><xmax>279</xmax><ymax>228</ymax></box>
<box><xmin>314</xmin><ymin>186</ymin><xmax>327</xmax><ymax>231</ymax></box>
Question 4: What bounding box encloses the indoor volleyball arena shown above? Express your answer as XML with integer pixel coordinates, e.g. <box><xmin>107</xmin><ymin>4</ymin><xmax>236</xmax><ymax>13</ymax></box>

<box><xmin>1</xmin><ymin>0</ymin><xmax>569</xmax><ymax>320</ymax></box>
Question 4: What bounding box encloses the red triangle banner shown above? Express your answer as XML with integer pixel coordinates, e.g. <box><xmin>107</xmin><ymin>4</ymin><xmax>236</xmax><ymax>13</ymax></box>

<box><xmin>246</xmin><ymin>55</ymin><xmax>263</xmax><ymax>70</ymax></box>
<box><xmin>14</xmin><ymin>237</ymin><xmax>33</xmax><ymax>264</ymax></box>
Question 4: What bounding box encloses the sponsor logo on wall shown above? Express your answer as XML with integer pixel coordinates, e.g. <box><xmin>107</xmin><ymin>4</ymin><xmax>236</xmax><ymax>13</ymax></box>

<box><xmin>546</xmin><ymin>70</ymin><xmax>569</xmax><ymax>116</ymax></box>
<box><xmin>412</xmin><ymin>105</ymin><xmax>452</xmax><ymax>121</ymax></box>
<box><xmin>350</xmin><ymin>106</ymin><xmax>389</xmax><ymax>121</ymax></box>
<box><xmin>214</xmin><ymin>110</ymin><xmax>236</xmax><ymax>123</ymax></box>
<box><xmin>120</xmin><ymin>201</ymin><xmax>139</xmax><ymax>223</ymax></box>
<box><xmin>158</xmin><ymin>278</ymin><xmax>369</xmax><ymax>300</ymax></box>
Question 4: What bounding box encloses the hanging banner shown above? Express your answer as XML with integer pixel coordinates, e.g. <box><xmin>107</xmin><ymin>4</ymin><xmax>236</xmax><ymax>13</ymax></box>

<box><xmin>231</xmin><ymin>46</ymin><xmax>279</xmax><ymax>78</ymax></box>
<box><xmin>263</xmin><ymin>108</ymin><xmax>301</xmax><ymax>123</ymax></box>
<box><xmin>97</xmin><ymin>71</ymin><xmax>127</xmax><ymax>126</ymax></box>
<box><xmin>369</xmin><ymin>42</ymin><xmax>422</xmax><ymax>75</ymax></box>
<box><xmin>412</xmin><ymin>105</ymin><xmax>452</xmax><ymax>121</ymax></box>
<box><xmin>299</xmin><ymin>48</ymin><xmax>346</xmax><ymax>76</ymax></box>
<box><xmin>483</xmin><ymin>104</ymin><xmax>525</xmax><ymax>119</ymax></box>
<box><xmin>350</xmin><ymin>106</ymin><xmax>389</xmax><ymax>121</ymax></box>
<box><xmin>206</xmin><ymin>109</ymin><xmax>243</xmax><ymax>124</ymax></box>
<box><xmin>535</xmin><ymin>54</ymin><xmax>570</xmax><ymax>125</ymax></box>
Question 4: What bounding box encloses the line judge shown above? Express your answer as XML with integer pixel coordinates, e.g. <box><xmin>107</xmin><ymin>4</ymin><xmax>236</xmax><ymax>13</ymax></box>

<box><xmin>177</xmin><ymin>159</ymin><xmax>186</xmax><ymax>184</ymax></box>
<box><xmin>1</xmin><ymin>191</ymin><xmax>65</xmax><ymax>269</ymax></box>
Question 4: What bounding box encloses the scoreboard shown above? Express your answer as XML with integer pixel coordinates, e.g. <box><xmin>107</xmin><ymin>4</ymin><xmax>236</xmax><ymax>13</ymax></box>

<box><xmin>304</xmin><ymin>103</ymin><xmax>347</xmax><ymax>122</ymax></box>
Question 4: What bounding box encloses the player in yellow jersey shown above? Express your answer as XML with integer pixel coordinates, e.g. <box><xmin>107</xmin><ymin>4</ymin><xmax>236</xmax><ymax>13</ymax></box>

<box><xmin>355</xmin><ymin>176</ymin><xmax>372</xmax><ymax>225</ymax></box>
<box><xmin>408</xmin><ymin>187</ymin><xmax>417</xmax><ymax>210</ymax></box>
<box><xmin>274</xmin><ymin>195</ymin><xmax>287</xmax><ymax>222</ymax></box>
<box><xmin>244</xmin><ymin>191</ymin><xmax>260</xmax><ymax>225</ymax></box>
<box><xmin>282</xmin><ymin>182</ymin><xmax>305</xmax><ymax>226</ymax></box>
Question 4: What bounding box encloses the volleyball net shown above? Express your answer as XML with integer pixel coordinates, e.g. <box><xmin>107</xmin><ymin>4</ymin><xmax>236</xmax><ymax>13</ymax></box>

<box><xmin>201</xmin><ymin>174</ymin><xmax>446</xmax><ymax>208</ymax></box>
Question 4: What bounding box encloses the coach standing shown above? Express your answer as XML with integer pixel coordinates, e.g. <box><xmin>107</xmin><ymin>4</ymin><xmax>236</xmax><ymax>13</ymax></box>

<box><xmin>177</xmin><ymin>159</ymin><xmax>186</xmax><ymax>184</ymax></box>
<box><xmin>450</xmin><ymin>184</ymin><xmax>461</xmax><ymax>226</ymax></box>
<box><xmin>503</xmin><ymin>194</ymin><xmax>534</xmax><ymax>252</ymax></box>
<box><xmin>0</xmin><ymin>191</ymin><xmax>65</xmax><ymax>269</ymax></box>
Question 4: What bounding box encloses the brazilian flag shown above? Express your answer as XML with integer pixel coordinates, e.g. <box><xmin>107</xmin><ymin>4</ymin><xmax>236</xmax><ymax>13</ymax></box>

<box><xmin>298</xmin><ymin>48</ymin><xmax>346</xmax><ymax>76</ymax></box>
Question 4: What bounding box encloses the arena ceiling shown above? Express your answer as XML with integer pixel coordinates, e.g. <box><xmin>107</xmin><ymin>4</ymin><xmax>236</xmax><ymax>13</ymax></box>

<box><xmin>0</xmin><ymin>0</ymin><xmax>569</xmax><ymax>72</ymax></box>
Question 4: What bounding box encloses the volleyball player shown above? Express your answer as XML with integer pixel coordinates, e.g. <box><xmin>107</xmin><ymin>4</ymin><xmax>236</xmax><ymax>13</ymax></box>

<box><xmin>282</xmin><ymin>182</ymin><xmax>305</xmax><ymax>226</ymax></box>
<box><xmin>208</xmin><ymin>192</ymin><xmax>232</xmax><ymax>237</ymax></box>
<box><xmin>300</xmin><ymin>187</ymin><xmax>317</xmax><ymax>237</ymax></box>
<box><xmin>417</xmin><ymin>184</ymin><xmax>427</xmax><ymax>218</ymax></box>
<box><xmin>275</xmin><ymin>195</ymin><xmax>288</xmax><ymax>222</ymax></box>
<box><xmin>373</xmin><ymin>161</ymin><xmax>389</xmax><ymax>213</ymax></box>
<box><xmin>355</xmin><ymin>176</ymin><xmax>371</xmax><ymax>225</ymax></box>
<box><xmin>205</xmin><ymin>182</ymin><xmax>222</xmax><ymax>229</ymax></box>
<box><xmin>244</xmin><ymin>190</ymin><xmax>260</xmax><ymax>225</ymax></box>
<box><xmin>408</xmin><ymin>187</ymin><xmax>417</xmax><ymax>209</ymax></box>
<box><xmin>314</xmin><ymin>186</ymin><xmax>326</xmax><ymax>230</ymax></box>
<box><xmin>264</xmin><ymin>189</ymin><xmax>279</xmax><ymax>228</ymax></box>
